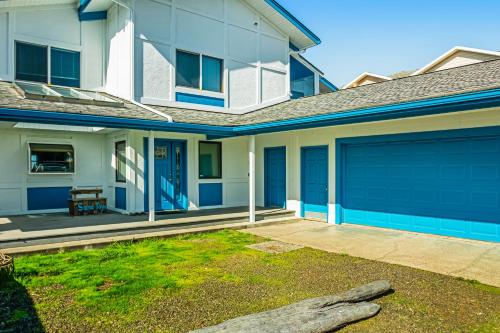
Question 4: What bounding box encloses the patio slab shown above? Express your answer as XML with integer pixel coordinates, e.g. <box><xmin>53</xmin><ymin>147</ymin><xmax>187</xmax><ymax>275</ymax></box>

<box><xmin>240</xmin><ymin>220</ymin><xmax>500</xmax><ymax>287</ymax></box>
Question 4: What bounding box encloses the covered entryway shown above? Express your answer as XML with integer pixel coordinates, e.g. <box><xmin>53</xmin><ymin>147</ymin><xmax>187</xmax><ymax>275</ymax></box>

<box><xmin>264</xmin><ymin>146</ymin><xmax>286</xmax><ymax>208</ymax></box>
<box><xmin>301</xmin><ymin>146</ymin><xmax>328</xmax><ymax>220</ymax></box>
<box><xmin>144</xmin><ymin>138</ymin><xmax>188</xmax><ymax>211</ymax></box>
<box><xmin>337</xmin><ymin>127</ymin><xmax>500</xmax><ymax>242</ymax></box>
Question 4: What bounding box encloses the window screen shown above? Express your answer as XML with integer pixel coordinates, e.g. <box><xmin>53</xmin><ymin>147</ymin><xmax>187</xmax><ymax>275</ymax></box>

<box><xmin>29</xmin><ymin>143</ymin><xmax>74</xmax><ymax>173</ymax></box>
<box><xmin>16</xmin><ymin>42</ymin><xmax>48</xmax><ymax>83</ymax></box>
<box><xmin>199</xmin><ymin>141</ymin><xmax>222</xmax><ymax>179</ymax></box>
<box><xmin>115</xmin><ymin>141</ymin><xmax>126</xmax><ymax>182</ymax></box>
<box><xmin>51</xmin><ymin>48</ymin><xmax>81</xmax><ymax>88</ymax></box>
<box><xmin>202</xmin><ymin>56</ymin><xmax>223</xmax><ymax>92</ymax></box>
<box><xmin>176</xmin><ymin>50</ymin><xmax>200</xmax><ymax>89</ymax></box>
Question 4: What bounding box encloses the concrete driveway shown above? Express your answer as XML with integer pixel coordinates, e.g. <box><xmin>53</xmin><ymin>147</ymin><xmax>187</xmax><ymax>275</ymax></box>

<box><xmin>241</xmin><ymin>220</ymin><xmax>500</xmax><ymax>287</ymax></box>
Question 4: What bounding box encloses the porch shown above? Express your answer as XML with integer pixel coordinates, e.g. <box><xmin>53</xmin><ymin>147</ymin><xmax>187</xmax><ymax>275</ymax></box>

<box><xmin>0</xmin><ymin>207</ymin><xmax>295</xmax><ymax>250</ymax></box>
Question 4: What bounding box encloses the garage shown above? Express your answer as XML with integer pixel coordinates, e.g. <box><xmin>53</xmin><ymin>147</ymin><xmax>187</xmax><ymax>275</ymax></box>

<box><xmin>336</xmin><ymin>127</ymin><xmax>500</xmax><ymax>242</ymax></box>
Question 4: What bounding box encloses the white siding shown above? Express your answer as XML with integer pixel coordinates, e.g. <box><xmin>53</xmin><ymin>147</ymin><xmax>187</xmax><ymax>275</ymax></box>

<box><xmin>134</xmin><ymin>0</ymin><xmax>290</xmax><ymax>112</ymax></box>
<box><xmin>427</xmin><ymin>50</ymin><xmax>500</xmax><ymax>73</ymax></box>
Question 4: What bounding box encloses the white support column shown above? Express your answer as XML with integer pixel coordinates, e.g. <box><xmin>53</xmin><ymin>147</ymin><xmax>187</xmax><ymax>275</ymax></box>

<box><xmin>248</xmin><ymin>135</ymin><xmax>256</xmax><ymax>223</ymax></box>
<box><xmin>148</xmin><ymin>131</ymin><xmax>155</xmax><ymax>222</ymax></box>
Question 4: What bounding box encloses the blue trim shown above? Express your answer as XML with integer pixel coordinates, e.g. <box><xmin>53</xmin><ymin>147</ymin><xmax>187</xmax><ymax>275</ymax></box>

<box><xmin>264</xmin><ymin>146</ymin><xmax>287</xmax><ymax>208</ymax></box>
<box><xmin>78</xmin><ymin>0</ymin><xmax>92</xmax><ymax>12</ymax></box>
<box><xmin>115</xmin><ymin>187</ymin><xmax>126</xmax><ymax>210</ymax></box>
<box><xmin>335</xmin><ymin>126</ymin><xmax>500</xmax><ymax>242</ymax></box>
<box><xmin>235</xmin><ymin>88</ymin><xmax>500</xmax><ymax>135</ymax></box>
<box><xmin>79</xmin><ymin>11</ymin><xmax>107</xmax><ymax>21</ymax></box>
<box><xmin>27</xmin><ymin>187</ymin><xmax>71</xmax><ymax>211</ymax></box>
<box><xmin>1</xmin><ymin>89</ymin><xmax>500</xmax><ymax>138</ymax></box>
<box><xmin>289</xmin><ymin>42</ymin><xmax>300</xmax><ymax>52</ymax></box>
<box><xmin>319</xmin><ymin>77</ymin><xmax>338</xmax><ymax>92</ymax></box>
<box><xmin>265</xmin><ymin>0</ymin><xmax>321</xmax><ymax>46</ymax></box>
<box><xmin>300</xmin><ymin>145</ymin><xmax>329</xmax><ymax>220</ymax></box>
<box><xmin>199</xmin><ymin>183</ymin><xmax>223</xmax><ymax>207</ymax></box>
<box><xmin>176</xmin><ymin>92</ymin><xmax>225</xmax><ymax>107</ymax></box>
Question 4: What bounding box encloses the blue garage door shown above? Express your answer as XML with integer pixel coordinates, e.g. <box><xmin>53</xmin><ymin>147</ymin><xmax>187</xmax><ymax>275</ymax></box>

<box><xmin>338</xmin><ymin>129</ymin><xmax>500</xmax><ymax>242</ymax></box>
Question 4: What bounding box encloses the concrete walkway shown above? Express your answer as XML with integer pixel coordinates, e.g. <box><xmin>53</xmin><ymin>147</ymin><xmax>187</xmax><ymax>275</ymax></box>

<box><xmin>241</xmin><ymin>220</ymin><xmax>500</xmax><ymax>287</ymax></box>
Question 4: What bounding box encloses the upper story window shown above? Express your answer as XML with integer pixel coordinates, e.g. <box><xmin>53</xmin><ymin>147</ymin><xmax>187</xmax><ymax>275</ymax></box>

<box><xmin>290</xmin><ymin>56</ymin><xmax>314</xmax><ymax>99</ymax></box>
<box><xmin>15</xmin><ymin>41</ymin><xmax>81</xmax><ymax>88</ymax></box>
<box><xmin>176</xmin><ymin>50</ymin><xmax>223</xmax><ymax>93</ymax></box>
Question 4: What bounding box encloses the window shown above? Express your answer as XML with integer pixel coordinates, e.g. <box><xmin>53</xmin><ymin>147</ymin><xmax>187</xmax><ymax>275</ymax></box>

<box><xmin>176</xmin><ymin>50</ymin><xmax>223</xmax><ymax>93</ymax></box>
<box><xmin>16</xmin><ymin>42</ymin><xmax>48</xmax><ymax>83</ymax></box>
<box><xmin>290</xmin><ymin>56</ymin><xmax>314</xmax><ymax>99</ymax></box>
<box><xmin>15</xmin><ymin>41</ymin><xmax>80</xmax><ymax>88</ymax></box>
<box><xmin>115</xmin><ymin>141</ymin><xmax>126</xmax><ymax>182</ymax></box>
<box><xmin>199</xmin><ymin>141</ymin><xmax>222</xmax><ymax>179</ymax></box>
<box><xmin>51</xmin><ymin>48</ymin><xmax>80</xmax><ymax>88</ymax></box>
<box><xmin>202</xmin><ymin>56</ymin><xmax>223</xmax><ymax>92</ymax></box>
<box><xmin>29</xmin><ymin>143</ymin><xmax>74</xmax><ymax>174</ymax></box>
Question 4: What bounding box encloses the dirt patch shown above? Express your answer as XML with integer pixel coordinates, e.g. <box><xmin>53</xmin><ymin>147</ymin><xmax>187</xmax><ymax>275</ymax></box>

<box><xmin>246</xmin><ymin>241</ymin><xmax>304</xmax><ymax>254</ymax></box>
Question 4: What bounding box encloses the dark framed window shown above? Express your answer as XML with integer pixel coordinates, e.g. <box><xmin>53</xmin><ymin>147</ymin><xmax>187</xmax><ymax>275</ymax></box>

<box><xmin>29</xmin><ymin>143</ymin><xmax>74</xmax><ymax>174</ymax></box>
<box><xmin>15</xmin><ymin>41</ymin><xmax>80</xmax><ymax>88</ymax></box>
<box><xmin>16</xmin><ymin>42</ymin><xmax>48</xmax><ymax>83</ymax></box>
<box><xmin>51</xmin><ymin>48</ymin><xmax>81</xmax><ymax>88</ymax></box>
<box><xmin>115</xmin><ymin>141</ymin><xmax>126</xmax><ymax>183</ymax></box>
<box><xmin>202</xmin><ymin>56</ymin><xmax>223</xmax><ymax>92</ymax></box>
<box><xmin>290</xmin><ymin>56</ymin><xmax>314</xmax><ymax>99</ymax></box>
<box><xmin>199</xmin><ymin>141</ymin><xmax>222</xmax><ymax>179</ymax></box>
<box><xmin>176</xmin><ymin>50</ymin><xmax>223</xmax><ymax>93</ymax></box>
<box><xmin>176</xmin><ymin>50</ymin><xmax>200</xmax><ymax>89</ymax></box>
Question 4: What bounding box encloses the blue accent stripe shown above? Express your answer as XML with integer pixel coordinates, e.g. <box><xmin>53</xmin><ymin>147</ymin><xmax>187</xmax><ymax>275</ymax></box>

<box><xmin>78</xmin><ymin>0</ymin><xmax>92</xmax><ymax>13</ymax></box>
<box><xmin>1</xmin><ymin>89</ymin><xmax>500</xmax><ymax>137</ymax></box>
<box><xmin>319</xmin><ymin>77</ymin><xmax>338</xmax><ymax>91</ymax></box>
<box><xmin>27</xmin><ymin>187</ymin><xmax>72</xmax><ymax>211</ymax></box>
<box><xmin>199</xmin><ymin>183</ymin><xmax>223</xmax><ymax>207</ymax></box>
<box><xmin>115</xmin><ymin>187</ymin><xmax>126</xmax><ymax>210</ymax></box>
<box><xmin>176</xmin><ymin>92</ymin><xmax>225</xmax><ymax>107</ymax></box>
<box><xmin>79</xmin><ymin>11</ymin><xmax>107</xmax><ymax>21</ymax></box>
<box><xmin>265</xmin><ymin>0</ymin><xmax>321</xmax><ymax>45</ymax></box>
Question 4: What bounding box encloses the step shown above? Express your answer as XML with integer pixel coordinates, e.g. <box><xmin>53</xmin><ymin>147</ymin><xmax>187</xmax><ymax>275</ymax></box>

<box><xmin>0</xmin><ymin>210</ymin><xmax>296</xmax><ymax>248</ymax></box>
<box><xmin>3</xmin><ymin>216</ymin><xmax>302</xmax><ymax>255</ymax></box>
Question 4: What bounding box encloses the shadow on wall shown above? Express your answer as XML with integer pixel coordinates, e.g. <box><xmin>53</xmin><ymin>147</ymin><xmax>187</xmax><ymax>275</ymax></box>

<box><xmin>0</xmin><ymin>274</ymin><xmax>44</xmax><ymax>332</ymax></box>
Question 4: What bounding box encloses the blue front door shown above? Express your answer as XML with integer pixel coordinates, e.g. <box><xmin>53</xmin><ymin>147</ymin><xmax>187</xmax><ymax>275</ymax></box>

<box><xmin>145</xmin><ymin>139</ymin><xmax>187</xmax><ymax>211</ymax></box>
<box><xmin>265</xmin><ymin>147</ymin><xmax>286</xmax><ymax>208</ymax></box>
<box><xmin>301</xmin><ymin>146</ymin><xmax>328</xmax><ymax>220</ymax></box>
<box><xmin>338</xmin><ymin>129</ymin><xmax>500</xmax><ymax>242</ymax></box>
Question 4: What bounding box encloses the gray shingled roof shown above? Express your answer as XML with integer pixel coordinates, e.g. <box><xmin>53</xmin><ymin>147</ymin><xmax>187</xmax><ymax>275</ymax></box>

<box><xmin>0</xmin><ymin>81</ymin><xmax>167</xmax><ymax>122</ymax></box>
<box><xmin>1</xmin><ymin>59</ymin><xmax>500</xmax><ymax>127</ymax></box>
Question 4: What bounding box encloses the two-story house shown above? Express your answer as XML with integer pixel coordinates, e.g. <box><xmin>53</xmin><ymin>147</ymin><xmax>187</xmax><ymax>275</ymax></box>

<box><xmin>1</xmin><ymin>0</ymin><xmax>500</xmax><ymax>243</ymax></box>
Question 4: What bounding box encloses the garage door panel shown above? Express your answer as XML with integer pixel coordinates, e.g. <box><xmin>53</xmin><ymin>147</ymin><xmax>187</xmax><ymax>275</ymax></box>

<box><xmin>340</xmin><ymin>132</ymin><xmax>500</xmax><ymax>242</ymax></box>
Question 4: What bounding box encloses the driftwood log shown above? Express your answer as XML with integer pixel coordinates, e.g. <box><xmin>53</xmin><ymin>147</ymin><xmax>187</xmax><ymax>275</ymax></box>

<box><xmin>192</xmin><ymin>280</ymin><xmax>391</xmax><ymax>333</ymax></box>
<box><xmin>0</xmin><ymin>252</ymin><xmax>14</xmax><ymax>281</ymax></box>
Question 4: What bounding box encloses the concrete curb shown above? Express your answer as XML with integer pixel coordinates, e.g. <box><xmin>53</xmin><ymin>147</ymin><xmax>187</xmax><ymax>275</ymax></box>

<box><xmin>4</xmin><ymin>217</ymin><xmax>300</xmax><ymax>256</ymax></box>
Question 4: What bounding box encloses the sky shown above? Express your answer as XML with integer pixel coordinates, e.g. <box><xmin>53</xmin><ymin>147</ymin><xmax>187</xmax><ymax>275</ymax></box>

<box><xmin>283</xmin><ymin>0</ymin><xmax>500</xmax><ymax>87</ymax></box>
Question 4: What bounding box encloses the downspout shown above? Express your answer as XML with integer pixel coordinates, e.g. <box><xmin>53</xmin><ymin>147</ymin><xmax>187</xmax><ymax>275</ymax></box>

<box><xmin>110</xmin><ymin>0</ymin><xmax>173</xmax><ymax>123</ymax></box>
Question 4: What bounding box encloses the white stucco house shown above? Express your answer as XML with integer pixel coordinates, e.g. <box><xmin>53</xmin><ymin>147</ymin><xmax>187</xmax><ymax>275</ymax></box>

<box><xmin>0</xmin><ymin>0</ymin><xmax>499</xmax><ymax>243</ymax></box>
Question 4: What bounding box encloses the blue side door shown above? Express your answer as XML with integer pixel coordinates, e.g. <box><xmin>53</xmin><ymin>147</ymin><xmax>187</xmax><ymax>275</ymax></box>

<box><xmin>265</xmin><ymin>147</ymin><xmax>286</xmax><ymax>208</ymax></box>
<box><xmin>301</xmin><ymin>146</ymin><xmax>328</xmax><ymax>220</ymax></box>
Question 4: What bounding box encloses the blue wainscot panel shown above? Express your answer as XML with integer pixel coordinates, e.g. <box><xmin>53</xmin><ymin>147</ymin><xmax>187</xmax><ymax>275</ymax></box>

<box><xmin>199</xmin><ymin>183</ymin><xmax>223</xmax><ymax>207</ymax></box>
<box><xmin>115</xmin><ymin>187</ymin><xmax>127</xmax><ymax>210</ymax></box>
<box><xmin>27</xmin><ymin>187</ymin><xmax>72</xmax><ymax>211</ymax></box>
<box><xmin>176</xmin><ymin>92</ymin><xmax>225</xmax><ymax>107</ymax></box>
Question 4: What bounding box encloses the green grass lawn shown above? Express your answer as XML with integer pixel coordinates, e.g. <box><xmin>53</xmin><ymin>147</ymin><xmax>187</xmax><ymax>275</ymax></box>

<box><xmin>1</xmin><ymin>230</ymin><xmax>499</xmax><ymax>332</ymax></box>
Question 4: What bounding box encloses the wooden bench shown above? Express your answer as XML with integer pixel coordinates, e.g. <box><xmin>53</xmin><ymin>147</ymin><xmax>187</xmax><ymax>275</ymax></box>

<box><xmin>68</xmin><ymin>188</ymin><xmax>107</xmax><ymax>216</ymax></box>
